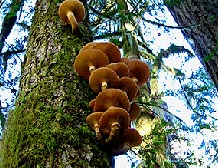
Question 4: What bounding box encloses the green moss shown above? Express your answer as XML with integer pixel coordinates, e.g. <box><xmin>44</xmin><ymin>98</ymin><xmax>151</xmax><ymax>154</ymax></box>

<box><xmin>0</xmin><ymin>1</ymin><xmax>113</xmax><ymax>167</ymax></box>
<box><xmin>1</xmin><ymin>82</ymin><xmax>100</xmax><ymax>167</ymax></box>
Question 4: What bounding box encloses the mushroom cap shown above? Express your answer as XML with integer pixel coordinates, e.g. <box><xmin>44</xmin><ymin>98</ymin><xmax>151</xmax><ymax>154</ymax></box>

<box><xmin>128</xmin><ymin>102</ymin><xmax>141</xmax><ymax>121</ymax></box>
<box><xmin>89</xmin><ymin>99</ymin><xmax>96</xmax><ymax>110</ymax></box>
<box><xmin>89</xmin><ymin>67</ymin><xmax>119</xmax><ymax>92</ymax></box>
<box><xmin>74</xmin><ymin>49</ymin><xmax>109</xmax><ymax>79</ymax></box>
<box><xmin>112</xmin><ymin>144</ymin><xmax>130</xmax><ymax>154</ymax></box>
<box><xmin>80</xmin><ymin>42</ymin><xmax>121</xmax><ymax>63</ymax></box>
<box><xmin>120</xmin><ymin>128</ymin><xmax>142</xmax><ymax>147</ymax></box>
<box><xmin>59</xmin><ymin>0</ymin><xmax>85</xmax><ymax>24</ymax></box>
<box><xmin>93</xmin><ymin>89</ymin><xmax>130</xmax><ymax>112</ymax></box>
<box><xmin>99</xmin><ymin>106</ymin><xmax>130</xmax><ymax>134</ymax></box>
<box><xmin>86</xmin><ymin>112</ymin><xmax>104</xmax><ymax>129</ymax></box>
<box><xmin>133</xmin><ymin>89</ymin><xmax>140</xmax><ymax>100</ymax></box>
<box><xmin>106</xmin><ymin>62</ymin><xmax>130</xmax><ymax>78</ymax></box>
<box><xmin>118</xmin><ymin>77</ymin><xmax>139</xmax><ymax>101</ymax></box>
<box><xmin>121</xmin><ymin>58</ymin><xmax>150</xmax><ymax>86</ymax></box>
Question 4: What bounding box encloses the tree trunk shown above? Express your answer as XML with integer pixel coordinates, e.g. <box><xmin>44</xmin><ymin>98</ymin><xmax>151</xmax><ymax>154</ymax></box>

<box><xmin>166</xmin><ymin>0</ymin><xmax>218</xmax><ymax>89</ymax></box>
<box><xmin>0</xmin><ymin>0</ymin><xmax>113</xmax><ymax>167</ymax></box>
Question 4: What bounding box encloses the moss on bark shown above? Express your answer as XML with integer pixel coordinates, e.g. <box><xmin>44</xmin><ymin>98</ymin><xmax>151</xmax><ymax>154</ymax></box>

<box><xmin>0</xmin><ymin>1</ymin><xmax>113</xmax><ymax>167</ymax></box>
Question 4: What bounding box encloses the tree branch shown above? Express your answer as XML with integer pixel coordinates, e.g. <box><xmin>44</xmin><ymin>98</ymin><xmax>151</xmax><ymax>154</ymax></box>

<box><xmin>0</xmin><ymin>49</ymin><xmax>25</xmax><ymax>56</ymax></box>
<box><xmin>141</xmin><ymin>17</ymin><xmax>199</xmax><ymax>29</ymax></box>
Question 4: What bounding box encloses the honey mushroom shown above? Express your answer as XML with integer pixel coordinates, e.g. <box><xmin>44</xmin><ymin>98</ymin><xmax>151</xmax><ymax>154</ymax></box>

<box><xmin>88</xmin><ymin>99</ymin><xmax>96</xmax><ymax>110</ymax></box>
<box><xmin>121</xmin><ymin>58</ymin><xmax>150</xmax><ymax>86</ymax></box>
<box><xmin>86</xmin><ymin>112</ymin><xmax>104</xmax><ymax>140</ymax></box>
<box><xmin>72</xmin><ymin>42</ymin><xmax>147</xmax><ymax>153</ymax></box>
<box><xmin>134</xmin><ymin>89</ymin><xmax>141</xmax><ymax>100</ymax></box>
<box><xmin>112</xmin><ymin>128</ymin><xmax>142</xmax><ymax>154</ymax></box>
<box><xmin>92</xmin><ymin>89</ymin><xmax>130</xmax><ymax>112</ymax></box>
<box><xmin>118</xmin><ymin>77</ymin><xmax>139</xmax><ymax>101</ymax></box>
<box><xmin>89</xmin><ymin>67</ymin><xmax>119</xmax><ymax>92</ymax></box>
<box><xmin>128</xmin><ymin>102</ymin><xmax>141</xmax><ymax>121</ymax></box>
<box><xmin>73</xmin><ymin>49</ymin><xmax>109</xmax><ymax>79</ymax></box>
<box><xmin>58</xmin><ymin>0</ymin><xmax>85</xmax><ymax>32</ymax></box>
<box><xmin>99</xmin><ymin>106</ymin><xmax>130</xmax><ymax>143</ymax></box>
<box><xmin>80</xmin><ymin>42</ymin><xmax>121</xmax><ymax>63</ymax></box>
<box><xmin>106</xmin><ymin>62</ymin><xmax>130</xmax><ymax>78</ymax></box>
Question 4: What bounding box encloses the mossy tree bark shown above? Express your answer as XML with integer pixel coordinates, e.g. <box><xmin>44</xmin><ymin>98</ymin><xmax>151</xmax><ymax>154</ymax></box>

<box><xmin>166</xmin><ymin>0</ymin><xmax>218</xmax><ymax>89</ymax></box>
<box><xmin>0</xmin><ymin>0</ymin><xmax>113</xmax><ymax>167</ymax></box>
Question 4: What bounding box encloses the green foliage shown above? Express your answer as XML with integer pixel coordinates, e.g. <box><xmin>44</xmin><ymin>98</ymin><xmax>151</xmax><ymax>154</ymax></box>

<box><xmin>138</xmin><ymin>119</ymin><xmax>175</xmax><ymax>168</ymax></box>
<box><xmin>0</xmin><ymin>0</ymin><xmax>34</xmax><ymax>125</ymax></box>
<box><xmin>164</xmin><ymin>56</ymin><xmax>218</xmax><ymax>166</ymax></box>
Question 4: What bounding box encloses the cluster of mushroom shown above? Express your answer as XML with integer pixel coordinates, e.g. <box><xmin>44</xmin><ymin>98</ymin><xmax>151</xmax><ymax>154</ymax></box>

<box><xmin>73</xmin><ymin>41</ymin><xmax>150</xmax><ymax>154</ymax></box>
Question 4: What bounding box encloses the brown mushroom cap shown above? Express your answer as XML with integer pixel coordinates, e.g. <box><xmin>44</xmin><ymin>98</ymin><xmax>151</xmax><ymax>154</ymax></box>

<box><xmin>93</xmin><ymin>89</ymin><xmax>130</xmax><ymax>112</ymax></box>
<box><xmin>86</xmin><ymin>112</ymin><xmax>104</xmax><ymax>140</ymax></box>
<box><xmin>99</xmin><ymin>107</ymin><xmax>130</xmax><ymax>142</ymax></box>
<box><xmin>133</xmin><ymin>89</ymin><xmax>140</xmax><ymax>100</ymax></box>
<box><xmin>128</xmin><ymin>102</ymin><xmax>141</xmax><ymax>121</ymax></box>
<box><xmin>112</xmin><ymin>128</ymin><xmax>142</xmax><ymax>154</ymax></box>
<box><xmin>89</xmin><ymin>99</ymin><xmax>96</xmax><ymax>110</ymax></box>
<box><xmin>121</xmin><ymin>58</ymin><xmax>150</xmax><ymax>86</ymax></box>
<box><xmin>89</xmin><ymin>67</ymin><xmax>119</xmax><ymax>92</ymax></box>
<box><xmin>86</xmin><ymin>112</ymin><xmax>103</xmax><ymax>128</ymax></box>
<box><xmin>118</xmin><ymin>77</ymin><xmax>139</xmax><ymax>101</ymax></box>
<box><xmin>120</xmin><ymin>128</ymin><xmax>142</xmax><ymax>147</ymax></box>
<box><xmin>59</xmin><ymin>0</ymin><xmax>85</xmax><ymax>31</ymax></box>
<box><xmin>112</xmin><ymin>144</ymin><xmax>130</xmax><ymax>154</ymax></box>
<box><xmin>73</xmin><ymin>49</ymin><xmax>109</xmax><ymax>79</ymax></box>
<box><xmin>80</xmin><ymin>42</ymin><xmax>121</xmax><ymax>63</ymax></box>
<box><xmin>99</xmin><ymin>107</ymin><xmax>130</xmax><ymax>134</ymax></box>
<box><xmin>106</xmin><ymin>62</ymin><xmax>130</xmax><ymax>78</ymax></box>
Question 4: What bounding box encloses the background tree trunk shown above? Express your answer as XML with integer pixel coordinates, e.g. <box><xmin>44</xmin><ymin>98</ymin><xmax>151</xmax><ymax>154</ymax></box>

<box><xmin>0</xmin><ymin>0</ymin><xmax>113</xmax><ymax>167</ymax></box>
<box><xmin>166</xmin><ymin>0</ymin><xmax>218</xmax><ymax>89</ymax></box>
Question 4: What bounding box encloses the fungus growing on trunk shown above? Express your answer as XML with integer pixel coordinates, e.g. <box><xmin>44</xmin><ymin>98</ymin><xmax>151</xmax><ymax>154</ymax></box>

<box><xmin>112</xmin><ymin>128</ymin><xmax>142</xmax><ymax>153</ymax></box>
<box><xmin>121</xmin><ymin>128</ymin><xmax>142</xmax><ymax>147</ymax></box>
<box><xmin>73</xmin><ymin>49</ymin><xmax>109</xmax><ymax>79</ymax></box>
<box><xmin>88</xmin><ymin>99</ymin><xmax>96</xmax><ymax>110</ymax></box>
<box><xmin>89</xmin><ymin>67</ymin><xmax>119</xmax><ymax>92</ymax></box>
<box><xmin>80</xmin><ymin>42</ymin><xmax>121</xmax><ymax>63</ymax></box>
<box><xmin>58</xmin><ymin>0</ymin><xmax>85</xmax><ymax>32</ymax></box>
<box><xmin>133</xmin><ymin>89</ymin><xmax>141</xmax><ymax>100</ymax></box>
<box><xmin>106</xmin><ymin>62</ymin><xmax>130</xmax><ymax>78</ymax></box>
<box><xmin>86</xmin><ymin>112</ymin><xmax>104</xmax><ymax>140</ymax></box>
<box><xmin>121</xmin><ymin>58</ymin><xmax>150</xmax><ymax>86</ymax></box>
<box><xmin>118</xmin><ymin>77</ymin><xmax>138</xmax><ymax>101</ymax></box>
<box><xmin>128</xmin><ymin>102</ymin><xmax>141</xmax><ymax>121</ymax></box>
<box><xmin>93</xmin><ymin>89</ymin><xmax>130</xmax><ymax>112</ymax></box>
<box><xmin>99</xmin><ymin>106</ymin><xmax>130</xmax><ymax>143</ymax></box>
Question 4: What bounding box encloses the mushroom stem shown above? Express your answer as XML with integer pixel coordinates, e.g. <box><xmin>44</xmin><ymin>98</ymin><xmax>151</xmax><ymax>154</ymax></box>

<box><xmin>132</xmin><ymin>77</ymin><xmax>138</xmax><ymax>83</ymax></box>
<box><xmin>94</xmin><ymin>124</ymin><xmax>102</xmax><ymax>140</ymax></box>
<box><xmin>101</xmin><ymin>81</ymin><xmax>108</xmax><ymax>90</ymax></box>
<box><xmin>89</xmin><ymin>65</ymin><xmax>96</xmax><ymax>73</ymax></box>
<box><xmin>67</xmin><ymin>11</ymin><xmax>78</xmax><ymax>32</ymax></box>
<box><xmin>105</xmin><ymin>122</ymin><xmax>120</xmax><ymax>143</ymax></box>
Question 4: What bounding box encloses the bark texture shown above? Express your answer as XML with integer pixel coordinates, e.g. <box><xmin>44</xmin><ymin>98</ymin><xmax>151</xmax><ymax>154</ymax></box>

<box><xmin>0</xmin><ymin>0</ymin><xmax>112</xmax><ymax>167</ymax></box>
<box><xmin>166</xmin><ymin>0</ymin><xmax>218</xmax><ymax>89</ymax></box>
